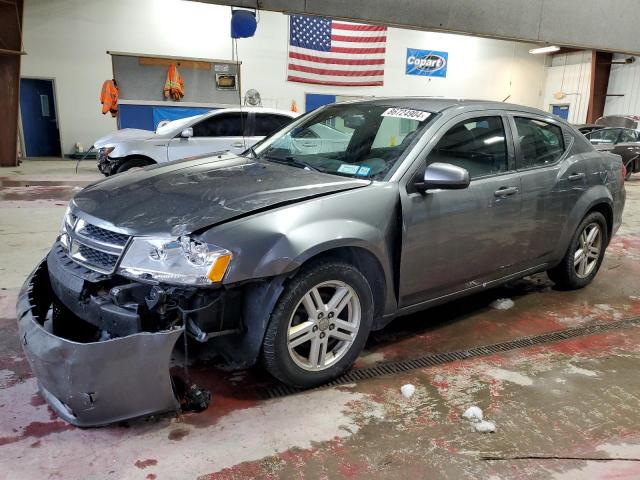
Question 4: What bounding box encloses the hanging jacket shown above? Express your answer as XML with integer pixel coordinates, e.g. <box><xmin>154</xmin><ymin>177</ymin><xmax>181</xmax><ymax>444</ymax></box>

<box><xmin>163</xmin><ymin>64</ymin><xmax>185</xmax><ymax>101</ymax></box>
<box><xmin>100</xmin><ymin>80</ymin><xmax>119</xmax><ymax>117</ymax></box>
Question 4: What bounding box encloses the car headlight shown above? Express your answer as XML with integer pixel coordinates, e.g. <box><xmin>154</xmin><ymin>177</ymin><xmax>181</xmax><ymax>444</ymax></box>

<box><xmin>59</xmin><ymin>203</ymin><xmax>76</xmax><ymax>249</ymax></box>
<box><xmin>99</xmin><ymin>146</ymin><xmax>115</xmax><ymax>157</ymax></box>
<box><xmin>118</xmin><ymin>236</ymin><xmax>233</xmax><ymax>285</ymax></box>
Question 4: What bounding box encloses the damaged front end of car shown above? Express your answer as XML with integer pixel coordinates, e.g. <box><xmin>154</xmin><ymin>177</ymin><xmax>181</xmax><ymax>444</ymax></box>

<box><xmin>16</xmin><ymin>209</ymin><xmax>247</xmax><ymax>427</ymax></box>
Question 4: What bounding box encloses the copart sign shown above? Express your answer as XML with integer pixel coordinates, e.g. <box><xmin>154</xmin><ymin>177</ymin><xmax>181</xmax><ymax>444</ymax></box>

<box><xmin>406</xmin><ymin>48</ymin><xmax>448</xmax><ymax>78</ymax></box>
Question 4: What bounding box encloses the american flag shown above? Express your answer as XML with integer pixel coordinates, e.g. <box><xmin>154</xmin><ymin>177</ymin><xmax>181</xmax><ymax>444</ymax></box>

<box><xmin>287</xmin><ymin>15</ymin><xmax>387</xmax><ymax>87</ymax></box>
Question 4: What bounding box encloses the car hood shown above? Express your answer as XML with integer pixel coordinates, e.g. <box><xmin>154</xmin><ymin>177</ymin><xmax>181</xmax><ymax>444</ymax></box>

<box><xmin>72</xmin><ymin>154</ymin><xmax>371</xmax><ymax>236</ymax></box>
<box><xmin>93</xmin><ymin>128</ymin><xmax>156</xmax><ymax>148</ymax></box>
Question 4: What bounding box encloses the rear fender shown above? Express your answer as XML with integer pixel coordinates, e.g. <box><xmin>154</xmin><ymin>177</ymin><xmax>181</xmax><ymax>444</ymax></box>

<box><xmin>551</xmin><ymin>185</ymin><xmax>614</xmax><ymax>262</ymax></box>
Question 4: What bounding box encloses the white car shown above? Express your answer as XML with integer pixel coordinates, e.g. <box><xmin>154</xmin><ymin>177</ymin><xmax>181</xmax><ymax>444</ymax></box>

<box><xmin>94</xmin><ymin>107</ymin><xmax>298</xmax><ymax>175</ymax></box>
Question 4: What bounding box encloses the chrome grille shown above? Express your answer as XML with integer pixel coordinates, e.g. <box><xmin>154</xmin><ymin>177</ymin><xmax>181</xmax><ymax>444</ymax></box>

<box><xmin>72</xmin><ymin>243</ymin><xmax>120</xmax><ymax>272</ymax></box>
<box><xmin>61</xmin><ymin>211</ymin><xmax>130</xmax><ymax>274</ymax></box>
<box><xmin>77</xmin><ymin>223</ymin><xmax>129</xmax><ymax>247</ymax></box>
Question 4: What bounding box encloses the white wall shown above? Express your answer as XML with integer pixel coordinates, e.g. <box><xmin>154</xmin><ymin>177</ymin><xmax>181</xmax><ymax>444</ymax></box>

<box><xmin>22</xmin><ymin>0</ymin><xmax>547</xmax><ymax>155</ymax></box>
<box><xmin>541</xmin><ymin>51</ymin><xmax>592</xmax><ymax>124</ymax></box>
<box><xmin>603</xmin><ymin>54</ymin><xmax>640</xmax><ymax>117</ymax></box>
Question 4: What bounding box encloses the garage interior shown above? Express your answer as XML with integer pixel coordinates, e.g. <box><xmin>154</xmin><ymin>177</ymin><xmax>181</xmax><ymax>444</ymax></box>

<box><xmin>1</xmin><ymin>0</ymin><xmax>640</xmax><ymax>479</ymax></box>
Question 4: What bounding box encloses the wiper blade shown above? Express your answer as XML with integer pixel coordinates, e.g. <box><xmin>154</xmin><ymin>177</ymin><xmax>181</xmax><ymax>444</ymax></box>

<box><xmin>262</xmin><ymin>155</ymin><xmax>321</xmax><ymax>172</ymax></box>
<box><xmin>243</xmin><ymin>145</ymin><xmax>257</xmax><ymax>158</ymax></box>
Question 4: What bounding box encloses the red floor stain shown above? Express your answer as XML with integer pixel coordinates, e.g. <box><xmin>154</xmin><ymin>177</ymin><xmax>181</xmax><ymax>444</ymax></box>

<box><xmin>146</xmin><ymin>474</ymin><xmax>157</xmax><ymax>480</ymax></box>
<box><xmin>338</xmin><ymin>459</ymin><xmax>370</xmax><ymax>478</ymax></box>
<box><xmin>134</xmin><ymin>459</ymin><xmax>158</xmax><ymax>469</ymax></box>
<box><xmin>168</xmin><ymin>427</ymin><xmax>190</xmax><ymax>441</ymax></box>
<box><xmin>177</xmin><ymin>368</ymin><xmax>262</xmax><ymax>428</ymax></box>
<box><xmin>29</xmin><ymin>394</ymin><xmax>46</xmax><ymax>407</ymax></box>
<box><xmin>0</xmin><ymin>420</ymin><xmax>75</xmax><ymax>446</ymax></box>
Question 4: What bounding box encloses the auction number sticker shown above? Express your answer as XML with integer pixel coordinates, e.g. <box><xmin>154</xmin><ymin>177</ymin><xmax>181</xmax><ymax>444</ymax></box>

<box><xmin>382</xmin><ymin>108</ymin><xmax>431</xmax><ymax>122</ymax></box>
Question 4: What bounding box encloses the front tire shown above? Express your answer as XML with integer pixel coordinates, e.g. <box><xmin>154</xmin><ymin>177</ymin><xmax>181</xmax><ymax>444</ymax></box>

<box><xmin>547</xmin><ymin>211</ymin><xmax>608</xmax><ymax>290</ymax></box>
<box><xmin>262</xmin><ymin>260</ymin><xmax>374</xmax><ymax>388</ymax></box>
<box><xmin>116</xmin><ymin>157</ymin><xmax>153</xmax><ymax>173</ymax></box>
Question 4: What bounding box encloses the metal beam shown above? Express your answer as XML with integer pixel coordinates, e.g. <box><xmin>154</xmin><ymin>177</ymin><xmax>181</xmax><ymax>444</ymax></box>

<box><xmin>195</xmin><ymin>0</ymin><xmax>640</xmax><ymax>55</ymax></box>
<box><xmin>0</xmin><ymin>0</ymin><xmax>23</xmax><ymax>167</ymax></box>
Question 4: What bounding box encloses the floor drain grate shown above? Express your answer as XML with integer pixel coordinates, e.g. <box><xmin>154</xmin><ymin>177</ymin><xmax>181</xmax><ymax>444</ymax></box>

<box><xmin>264</xmin><ymin>316</ymin><xmax>640</xmax><ymax>399</ymax></box>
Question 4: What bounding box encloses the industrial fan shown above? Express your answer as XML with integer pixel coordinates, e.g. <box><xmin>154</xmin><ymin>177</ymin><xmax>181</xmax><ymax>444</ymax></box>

<box><xmin>244</xmin><ymin>89</ymin><xmax>262</xmax><ymax>106</ymax></box>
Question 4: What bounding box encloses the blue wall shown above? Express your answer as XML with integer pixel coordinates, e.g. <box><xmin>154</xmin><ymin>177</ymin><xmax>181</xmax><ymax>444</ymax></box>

<box><xmin>118</xmin><ymin>105</ymin><xmax>213</xmax><ymax>131</ymax></box>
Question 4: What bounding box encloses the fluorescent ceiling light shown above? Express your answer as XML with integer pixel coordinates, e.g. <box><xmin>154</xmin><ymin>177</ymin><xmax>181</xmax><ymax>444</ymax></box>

<box><xmin>484</xmin><ymin>136</ymin><xmax>504</xmax><ymax>145</ymax></box>
<box><xmin>529</xmin><ymin>45</ymin><xmax>560</xmax><ymax>54</ymax></box>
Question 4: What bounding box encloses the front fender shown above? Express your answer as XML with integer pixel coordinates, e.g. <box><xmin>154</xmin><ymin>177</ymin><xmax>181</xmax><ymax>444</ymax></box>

<box><xmin>200</xmin><ymin>183</ymin><xmax>400</xmax><ymax>312</ymax></box>
<box><xmin>256</xmin><ymin>219</ymin><xmax>386</xmax><ymax>276</ymax></box>
<box><xmin>109</xmin><ymin>140</ymin><xmax>166</xmax><ymax>164</ymax></box>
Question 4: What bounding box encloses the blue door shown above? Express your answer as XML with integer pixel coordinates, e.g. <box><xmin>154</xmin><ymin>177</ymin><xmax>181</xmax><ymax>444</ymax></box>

<box><xmin>551</xmin><ymin>105</ymin><xmax>569</xmax><ymax>121</ymax></box>
<box><xmin>20</xmin><ymin>79</ymin><xmax>62</xmax><ymax>157</ymax></box>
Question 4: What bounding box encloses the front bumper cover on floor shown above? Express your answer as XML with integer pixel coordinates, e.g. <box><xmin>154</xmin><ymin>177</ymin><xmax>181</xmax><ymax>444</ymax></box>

<box><xmin>16</xmin><ymin>260</ymin><xmax>183</xmax><ymax>427</ymax></box>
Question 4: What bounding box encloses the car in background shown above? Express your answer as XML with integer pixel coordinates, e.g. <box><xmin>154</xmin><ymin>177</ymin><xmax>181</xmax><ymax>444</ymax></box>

<box><xmin>584</xmin><ymin>127</ymin><xmax>640</xmax><ymax>179</ymax></box>
<box><xmin>575</xmin><ymin>124</ymin><xmax>604</xmax><ymax>135</ymax></box>
<box><xmin>290</xmin><ymin>122</ymin><xmax>351</xmax><ymax>154</ymax></box>
<box><xmin>93</xmin><ymin>107</ymin><xmax>298</xmax><ymax>175</ymax></box>
<box><xmin>584</xmin><ymin>127</ymin><xmax>640</xmax><ymax>146</ymax></box>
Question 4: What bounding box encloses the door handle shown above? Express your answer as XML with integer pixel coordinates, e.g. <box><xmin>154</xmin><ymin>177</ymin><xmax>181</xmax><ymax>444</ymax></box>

<box><xmin>232</xmin><ymin>142</ymin><xmax>244</xmax><ymax>148</ymax></box>
<box><xmin>494</xmin><ymin>186</ymin><xmax>519</xmax><ymax>197</ymax></box>
<box><xmin>567</xmin><ymin>172</ymin><xmax>585</xmax><ymax>181</ymax></box>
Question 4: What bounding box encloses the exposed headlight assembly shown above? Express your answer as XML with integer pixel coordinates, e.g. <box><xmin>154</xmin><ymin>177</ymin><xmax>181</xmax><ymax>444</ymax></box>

<box><xmin>118</xmin><ymin>236</ymin><xmax>232</xmax><ymax>285</ymax></box>
<box><xmin>59</xmin><ymin>203</ymin><xmax>76</xmax><ymax>249</ymax></box>
<box><xmin>99</xmin><ymin>146</ymin><xmax>115</xmax><ymax>157</ymax></box>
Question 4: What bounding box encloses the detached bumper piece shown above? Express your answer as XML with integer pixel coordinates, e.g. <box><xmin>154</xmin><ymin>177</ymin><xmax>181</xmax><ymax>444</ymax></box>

<box><xmin>17</xmin><ymin>260</ymin><xmax>183</xmax><ymax>427</ymax></box>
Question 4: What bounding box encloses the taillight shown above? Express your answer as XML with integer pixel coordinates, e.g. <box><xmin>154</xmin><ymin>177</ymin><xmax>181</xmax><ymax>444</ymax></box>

<box><xmin>621</xmin><ymin>162</ymin><xmax>627</xmax><ymax>184</ymax></box>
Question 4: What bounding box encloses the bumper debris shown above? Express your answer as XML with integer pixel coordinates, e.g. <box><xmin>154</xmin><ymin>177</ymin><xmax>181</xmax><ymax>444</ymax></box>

<box><xmin>17</xmin><ymin>260</ymin><xmax>185</xmax><ymax>427</ymax></box>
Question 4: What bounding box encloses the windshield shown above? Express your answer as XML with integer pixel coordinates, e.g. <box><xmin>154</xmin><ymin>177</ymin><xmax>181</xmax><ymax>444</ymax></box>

<box><xmin>155</xmin><ymin>113</ymin><xmax>207</xmax><ymax>135</ymax></box>
<box><xmin>252</xmin><ymin>104</ymin><xmax>434</xmax><ymax>180</ymax></box>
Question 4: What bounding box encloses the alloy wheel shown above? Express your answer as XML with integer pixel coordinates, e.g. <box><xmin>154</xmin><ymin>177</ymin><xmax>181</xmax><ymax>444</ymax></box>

<box><xmin>574</xmin><ymin>222</ymin><xmax>602</xmax><ymax>279</ymax></box>
<box><xmin>287</xmin><ymin>280</ymin><xmax>361</xmax><ymax>371</ymax></box>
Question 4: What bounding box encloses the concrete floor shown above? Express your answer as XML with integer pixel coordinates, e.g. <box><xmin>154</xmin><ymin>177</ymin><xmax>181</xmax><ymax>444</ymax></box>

<box><xmin>1</xmin><ymin>159</ymin><xmax>640</xmax><ymax>479</ymax></box>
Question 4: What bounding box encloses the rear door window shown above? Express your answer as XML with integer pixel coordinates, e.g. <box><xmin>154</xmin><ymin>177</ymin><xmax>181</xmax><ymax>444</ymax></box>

<box><xmin>253</xmin><ymin>114</ymin><xmax>293</xmax><ymax>136</ymax></box>
<box><xmin>193</xmin><ymin>112</ymin><xmax>248</xmax><ymax>137</ymax></box>
<box><xmin>514</xmin><ymin>117</ymin><xmax>565</xmax><ymax>168</ymax></box>
<box><xmin>427</xmin><ymin>116</ymin><xmax>508</xmax><ymax>179</ymax></box>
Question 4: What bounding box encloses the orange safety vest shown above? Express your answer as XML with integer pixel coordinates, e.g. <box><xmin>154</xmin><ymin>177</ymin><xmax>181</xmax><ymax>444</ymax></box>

<box><xmin>100</xmin><ymin>80</ymin><xmax>119</xmax><ymax>117</ymax></box>
<box><xmin>163</xmin><ymin>64</ymin><xmax>185</xmax><ymax>101</ymax></box>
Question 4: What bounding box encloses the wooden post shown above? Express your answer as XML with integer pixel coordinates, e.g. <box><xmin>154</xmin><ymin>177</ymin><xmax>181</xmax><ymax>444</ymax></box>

<box><xmin>586</xmin><ymin>51</ymin><xmax>613</xmax><ymax>123</ymax></box>
<box><xmin>0</xmin><ymin>0</ymin><xmax>24</xmax><ymax>167</ymax></box>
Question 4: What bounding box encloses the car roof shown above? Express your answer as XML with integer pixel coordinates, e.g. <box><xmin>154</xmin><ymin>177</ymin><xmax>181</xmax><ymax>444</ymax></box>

<box><xmin>333</xmin><ymin>97</ymin><xmax>560</xmax><ymax>118</ymax></box>
<box><xmin>210</xmin><ymin>106</ymin><xmax>298</xmax><ymax>117</ymax></box>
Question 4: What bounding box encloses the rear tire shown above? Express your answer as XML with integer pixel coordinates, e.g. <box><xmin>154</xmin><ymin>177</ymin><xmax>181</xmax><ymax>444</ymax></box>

<box><xmin>625</xmin><ymin>160</ymin><xmax>634</xmax><ymax>180</ymax></box>
<box><xmin>262</xmin><ymin>260</ymin><xmax>374</xmax><ymax>389</ymax></box>
<box><xmin>116</xmin><ymin>157</ymin><xmax>153</xmax><ymax>173</ymax></box>
<box><xmin>547</xmin><ymin>211</ymin><xmax>608</xmax><ymax>290</ymax></box>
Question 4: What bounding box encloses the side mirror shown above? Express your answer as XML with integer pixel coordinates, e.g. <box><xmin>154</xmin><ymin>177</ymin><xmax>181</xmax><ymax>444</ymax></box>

<box><xmin>180</xmin><ymin>127</ymin><xmax>193</xmax><ymax>139</ymax></box>
<box><xmin>415</xmin><ymin>162</ymin><xmax>470</xmax><ymax>192</ymax></box>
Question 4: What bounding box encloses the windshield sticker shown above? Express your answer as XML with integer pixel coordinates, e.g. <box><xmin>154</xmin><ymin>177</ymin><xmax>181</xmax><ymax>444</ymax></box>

<box><xmin>337</xmin><ymin>164</ymin><xmax>360</xmax><ymax>175</ymax></box>
<box><xmin>356</xmin><ymin>166</ymin><xmax>371</xmax><ymax>177</ymax></box>
<box><xmin>382</xmin><ymin>108</ymin><xmax>431</xmax><ymax>122</ymax></box>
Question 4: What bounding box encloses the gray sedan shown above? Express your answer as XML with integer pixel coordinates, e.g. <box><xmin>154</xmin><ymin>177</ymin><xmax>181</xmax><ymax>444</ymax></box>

<box><xmin>18</xmin><ymin>98</ymin><xmax>626</xmax><ymax>426</ymax></box>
